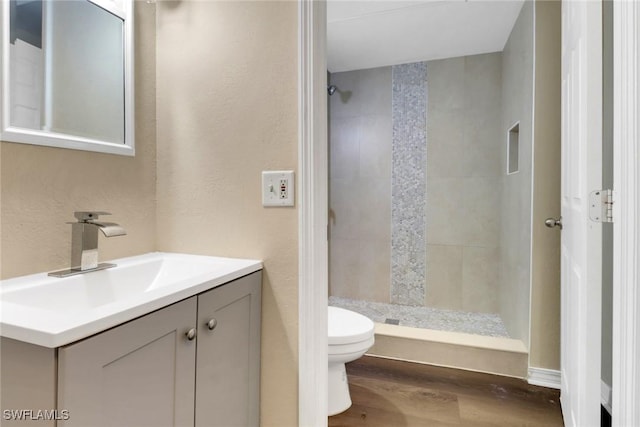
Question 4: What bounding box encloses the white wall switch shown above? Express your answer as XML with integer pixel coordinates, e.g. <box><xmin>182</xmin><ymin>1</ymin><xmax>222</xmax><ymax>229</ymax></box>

<box><xmin>262</xmin><ymin>171</ymin><xmax>295</xmax><ymax>207</ymax></box>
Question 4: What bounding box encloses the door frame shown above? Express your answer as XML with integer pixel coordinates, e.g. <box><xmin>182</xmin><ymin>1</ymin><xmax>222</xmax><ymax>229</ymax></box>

<box><xmin>298</xmin><ymin>1</ymin><xmax>329</xmax><ymax>426</ymax></box>
<box><xmin>612</xmin><ymin>1</ymin><xmax>640</xmax><ymax>425</ymax></box>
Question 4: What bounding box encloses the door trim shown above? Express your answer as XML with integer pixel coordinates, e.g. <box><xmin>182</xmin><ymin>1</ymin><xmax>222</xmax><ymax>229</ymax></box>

<box><xmin>298</xmin><ymin>0</ymin><xmax>329</xmax><ymax>426</ymax></box>
<box><xmin>612</xmin><ymin>1</ymin><xmax>640</xmax><ymax>424</ymax></box>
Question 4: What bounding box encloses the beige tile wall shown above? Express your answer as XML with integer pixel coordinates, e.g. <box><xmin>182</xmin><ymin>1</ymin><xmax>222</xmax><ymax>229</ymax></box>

<box><xmin>329</xmin><ymin>67</ymin><xmax>392</xmax><ymax>303</ymax></box>
<box><xmin>499</xmin><ymin>0</ymin><xmax>534</xmax><ymax>344</ymax></box>
<box><xmin>425</xmin><ymin>53</ymin><xmax>503</xmax><ymax>314</ymax></box>
<box><xmin>330</xmin><ymin>52</ymin><xmax>526</xmax><ymax>320</ymax></box>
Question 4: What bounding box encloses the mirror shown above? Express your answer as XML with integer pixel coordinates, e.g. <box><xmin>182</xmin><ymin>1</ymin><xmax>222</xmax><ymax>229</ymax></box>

<box><xmin>0</xmin><ymin>0</ymin><xmax>134</xmax><ymax>156</ymax></box>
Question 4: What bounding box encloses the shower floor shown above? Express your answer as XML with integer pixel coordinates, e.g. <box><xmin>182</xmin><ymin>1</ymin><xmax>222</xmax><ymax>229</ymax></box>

<box><xmin>329</xmin><ymin>296</ymin><xmax>510</xmax><ymax>338</ymax></box>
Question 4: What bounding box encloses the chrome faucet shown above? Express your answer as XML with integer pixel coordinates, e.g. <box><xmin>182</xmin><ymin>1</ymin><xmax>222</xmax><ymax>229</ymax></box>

<box><xmin>49</xmin><ymin>211</ymin><xmax>126</xmax><ymax>277</ymax></box>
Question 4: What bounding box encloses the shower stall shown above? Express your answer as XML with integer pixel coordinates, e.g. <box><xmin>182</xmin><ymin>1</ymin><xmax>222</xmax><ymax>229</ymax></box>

<box><xmin>327</xmin><ymin>1</ymin><xmax>534</xmax><ymax>360</ymax></box>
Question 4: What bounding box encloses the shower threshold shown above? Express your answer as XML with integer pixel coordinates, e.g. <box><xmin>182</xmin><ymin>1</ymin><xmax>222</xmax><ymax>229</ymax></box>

<box><xmin>329</xmin><ymin>296</ymin><xmax>510</xmax><ymax>338</ymax></box>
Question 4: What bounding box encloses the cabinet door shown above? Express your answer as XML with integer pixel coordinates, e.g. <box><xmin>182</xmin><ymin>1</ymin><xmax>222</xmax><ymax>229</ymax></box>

<box><xmin>58</xmin><ymin>297</ymin><xmax>198</xmax><ymax>427</ymax></box>
<box><xmin>195</xmin><ymin>272</ymin><xmax>262</xmax><ymax>427</ymax></box>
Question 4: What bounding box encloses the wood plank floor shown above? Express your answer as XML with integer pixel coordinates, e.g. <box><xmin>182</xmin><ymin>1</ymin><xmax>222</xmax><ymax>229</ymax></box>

<box><xmin>329</xmin><ymin>356</ymin><xmax>563</xmax><ymax>427</ymax></box>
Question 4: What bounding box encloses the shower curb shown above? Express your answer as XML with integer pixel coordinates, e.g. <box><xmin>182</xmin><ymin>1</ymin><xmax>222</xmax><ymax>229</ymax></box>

<box><xmin>368</xmin><ymin>323</ymin><xmax>528</xmax><ymax>379</ymax></box>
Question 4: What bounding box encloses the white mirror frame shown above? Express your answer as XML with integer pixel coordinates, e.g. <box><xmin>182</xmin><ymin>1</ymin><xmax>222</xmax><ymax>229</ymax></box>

<box><xmin>0</xmin><ymin>0</ymin><xmax>134</xmax><ymax>156</ymax></box>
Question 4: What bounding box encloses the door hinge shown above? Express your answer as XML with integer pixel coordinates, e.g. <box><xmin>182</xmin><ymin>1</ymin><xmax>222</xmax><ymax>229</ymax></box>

<box><xmin>589</xmin><ymin>189</ymin><xmax>614</xmax><ymax>223</ymax></box>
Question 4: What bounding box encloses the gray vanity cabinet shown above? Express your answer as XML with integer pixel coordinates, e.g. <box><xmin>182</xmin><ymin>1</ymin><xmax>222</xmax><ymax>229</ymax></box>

<box><xmin>57</xmin><ymin>297</ymin><xmax>198</xmax><ymax>427</ymax></box>
<box><xmin>55</xmin><ymin>272</ymin><xmax>262</xmax><ymax>427</ymax></box>
<box><xmin>195</xmin><ymin>272</ymin><xmax>261</xmax><ymax>427</ymax></box>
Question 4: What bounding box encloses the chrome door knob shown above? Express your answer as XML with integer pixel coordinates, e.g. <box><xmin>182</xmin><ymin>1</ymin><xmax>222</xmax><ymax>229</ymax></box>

<box><xmin>545</xmin><ymin>217</ymin><xmax>563</xmax><ymax>229</ymax></box>
<box><xmin>207</xmin><ymin>319</ymin><xmax>217</xmax><ymax>330</ymax></box>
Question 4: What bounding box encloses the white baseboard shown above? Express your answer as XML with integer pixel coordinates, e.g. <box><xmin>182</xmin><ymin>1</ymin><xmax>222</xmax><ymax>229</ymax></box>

<box><xmin>601</xmin><ymin>380</ymin><xmax>612</xmax><ymax>414</ymax></box>
<box><xmin>528</xmin><ymin>367</ymin><xmax>561</xmax><ymax>389</ymax></box>
<box><xmin>528</xmin><ymin>368</ymin><xmax>613</xmax><ymax>413</ymax></box>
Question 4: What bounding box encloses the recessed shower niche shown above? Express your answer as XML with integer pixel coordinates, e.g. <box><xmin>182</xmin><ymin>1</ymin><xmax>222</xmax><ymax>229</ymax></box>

<box><xmin>508</xmin><ymin>122</ymin><xmax>520</xmax><ymax>174</ymax></box>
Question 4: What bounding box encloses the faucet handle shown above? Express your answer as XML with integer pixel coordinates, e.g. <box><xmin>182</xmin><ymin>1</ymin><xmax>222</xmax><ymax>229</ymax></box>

<box><xmin>73</xmin><ymin>211</ymin><xmax>112</xmax><ymax>222</ymax></box>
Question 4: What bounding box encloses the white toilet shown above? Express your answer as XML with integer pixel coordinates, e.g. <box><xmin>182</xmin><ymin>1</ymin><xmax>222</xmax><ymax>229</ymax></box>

<box><xmin>328</xmin><ymin>306</ymin><xmax>375</xmax><ymax>416</ymax></box>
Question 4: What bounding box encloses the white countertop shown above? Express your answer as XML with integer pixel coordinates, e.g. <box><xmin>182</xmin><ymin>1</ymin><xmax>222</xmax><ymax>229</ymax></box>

<box><xmin>0</xmin><ymin>252</ymin><xmax>262</xmax><ymax>348</ymax></box>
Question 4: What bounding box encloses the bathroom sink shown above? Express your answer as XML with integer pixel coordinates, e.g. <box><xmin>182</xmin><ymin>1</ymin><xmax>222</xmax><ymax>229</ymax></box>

<box><xmin>0</xmin><ymin>252</ymin><xmax>262</xmax><ymax>347</ymax></box>
<box><xmin>2</xmin><ymin>255</ymin><xmax>240</xmax><ymax>311</ymax></box>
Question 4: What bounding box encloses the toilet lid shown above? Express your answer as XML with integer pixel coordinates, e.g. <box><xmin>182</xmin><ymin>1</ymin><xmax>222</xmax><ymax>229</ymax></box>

<box><xmin>328</xmin><ymin>306</ymin><xmax>375</xmax><ymax>345</ymax></box>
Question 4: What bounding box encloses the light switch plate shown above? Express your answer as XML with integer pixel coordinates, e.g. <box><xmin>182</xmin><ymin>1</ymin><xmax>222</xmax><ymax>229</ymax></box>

<box><xmin>262</xmin><ymin>171</ymin><xmax>294</xmax><ymax>207</ymax></box>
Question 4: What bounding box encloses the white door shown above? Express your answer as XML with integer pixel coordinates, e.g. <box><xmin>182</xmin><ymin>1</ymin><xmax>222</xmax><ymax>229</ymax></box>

<box><xmin>560</xmin><ymin>0</ymin><xmax>602</xmax><ymax>425</ymax></box>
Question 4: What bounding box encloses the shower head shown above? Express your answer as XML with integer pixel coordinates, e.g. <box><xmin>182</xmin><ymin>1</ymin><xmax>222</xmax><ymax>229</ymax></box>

<box><xmin>327</xmin><ymin>85</ymin><xmax>337</xmax><ymax>96</ymax></box>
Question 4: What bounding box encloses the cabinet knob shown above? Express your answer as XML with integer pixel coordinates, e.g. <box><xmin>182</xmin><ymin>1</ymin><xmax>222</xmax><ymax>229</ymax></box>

<box><xmin>207</xmin><ymin>318</ymin><xmax>218</xmax><ymax>330</ymax></box>
<box><xmin>185</xmin><ymin>328</ymin><xmax>197</xmax><ymax>341</ymax></box>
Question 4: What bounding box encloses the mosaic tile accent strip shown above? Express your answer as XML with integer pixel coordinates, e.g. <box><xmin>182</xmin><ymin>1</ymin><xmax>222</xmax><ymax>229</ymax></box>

<box><xmin>329</xmin><ymin>296</ymin><xmax>510</xmax><ymax>338</ymax></box>
<box><xmin>391</xmin><ymin>62</ymin><xmax>428</xmax><ymax>306</ymax></box>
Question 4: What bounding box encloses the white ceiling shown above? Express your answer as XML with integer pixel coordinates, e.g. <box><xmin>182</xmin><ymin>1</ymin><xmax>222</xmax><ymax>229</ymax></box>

<box><xmin>327</xmin><ymin>0</ymin><xmax>525</xmax><ymax>72</ymax></box>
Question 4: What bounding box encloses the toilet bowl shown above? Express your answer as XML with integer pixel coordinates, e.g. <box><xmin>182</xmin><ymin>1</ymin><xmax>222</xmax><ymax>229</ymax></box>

<box><xmin>328</xmin><ymin>306</ymin><xmax>375</xmax><ymax>416</ymax></box>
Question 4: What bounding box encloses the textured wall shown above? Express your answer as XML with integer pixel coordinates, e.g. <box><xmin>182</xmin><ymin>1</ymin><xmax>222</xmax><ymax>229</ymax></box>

<box><xmin>529</xmin><ymin>0</ymin><xmax>562</xmax><ymax>371</ymax></box>
<box><xmin>391</xmin><ymin>62</ymin><xmax>427</xmax><ymax>306</ymax></box>
<box><xmin>0</xmin><ymin>2</ymin><xmax>157</xmax><ymax>279</ymax></box>
<box><xmin>328</xmin><ymin>67</ymin><xmax>392</xmax><ymax>303</ymax></box>
<box><xmin>154</xmin><ymin>2</ymin><xmax>299</xmax><ymax>425</ymax></box>
<box><xmin>499</xmin><ymin>0</ymin><xmax>534</xmax><ymax>344</ymax></box>
<box><xmin>425</xmin><ymin>53</ymin><xmax>503</xmax><ymax>314</ymax></box>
